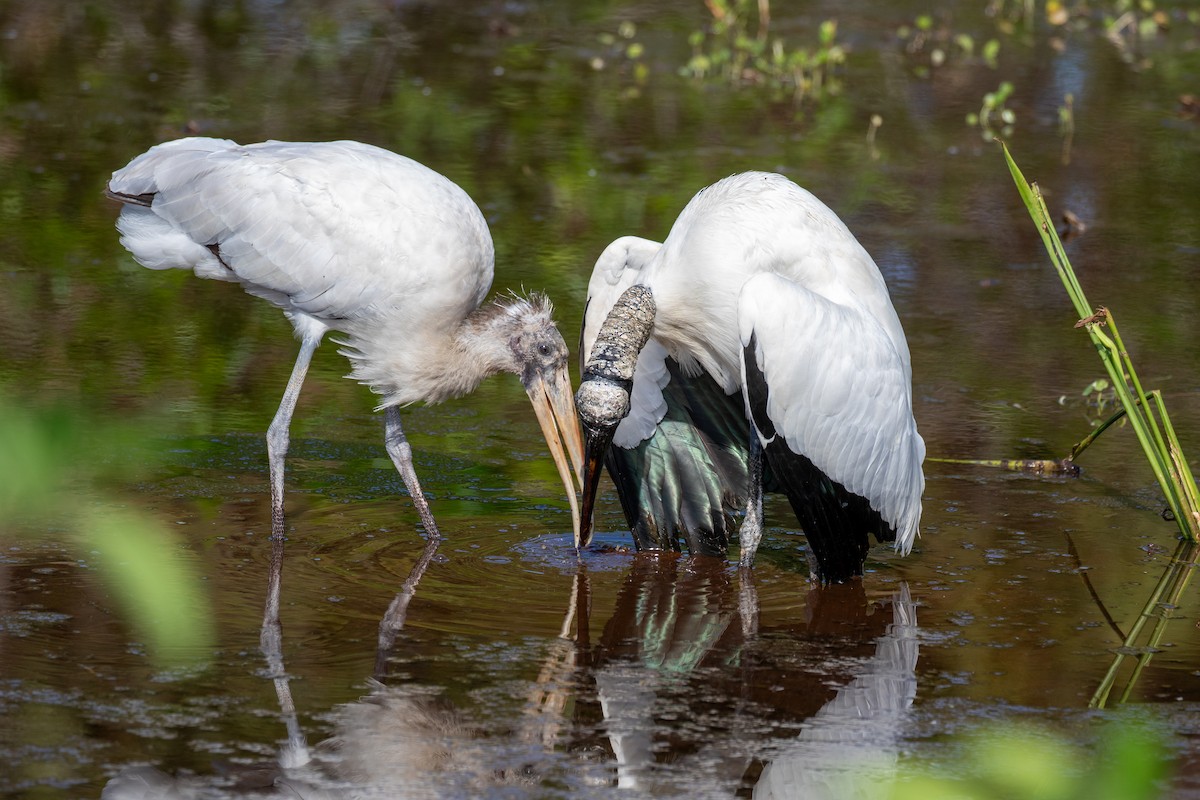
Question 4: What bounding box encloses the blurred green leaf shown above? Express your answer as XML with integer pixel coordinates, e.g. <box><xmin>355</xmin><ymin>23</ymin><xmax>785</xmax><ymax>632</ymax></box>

<box><xmin>77</xmin><ymin>507</ymin><xmax>216</xmax><ymax>668</ymax></box>
<box><xmin>891</xmin><ymin>720</ymin><xmax>1168</xmax><ymax>800</ymax></box>
<box><xmin>1</xmin><ymin>395</ymin><xmax>214</xmax><ymax>669</ymax></box>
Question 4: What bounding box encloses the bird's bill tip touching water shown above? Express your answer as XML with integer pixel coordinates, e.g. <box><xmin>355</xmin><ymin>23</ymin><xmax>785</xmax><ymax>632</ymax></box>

<box><xmin>576</xmin><ymin>418</ymin><xmax>616</xmax><ymax>550</ymax></box>
<box><xmin>524</xmin><ymin>366</ymin><xmax>586</xmax><ymax>546</ymax></box>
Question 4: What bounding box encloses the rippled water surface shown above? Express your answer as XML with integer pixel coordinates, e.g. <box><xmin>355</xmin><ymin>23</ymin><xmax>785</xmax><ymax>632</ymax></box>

<box><xmin>2</xmin><ymin>1</ymin><xmax>1200</xmax><ymax>797</ymax></box>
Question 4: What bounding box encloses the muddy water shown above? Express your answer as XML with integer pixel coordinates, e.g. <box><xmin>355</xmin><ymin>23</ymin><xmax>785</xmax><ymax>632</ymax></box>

<box><xmin>2</xmin><ymin>1</ymin><xmax>1200</xmax><ymax>797</ymax></box>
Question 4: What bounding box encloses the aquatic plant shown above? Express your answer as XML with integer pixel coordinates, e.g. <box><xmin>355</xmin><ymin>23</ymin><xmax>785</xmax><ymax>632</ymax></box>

<box><xmin>594</xmin><ymin>20</ymin><xmax>649</xmax><ymax>96</ymax></box>
<box><xmin>1002</xmin><ymin>142</ymin><xmax>1200</xmax><ymax>544</ymax></box>
<box><xmin>865</xmin><ymin>113</ymin><xmax>883</xmax><ymax>160</ymax></box>
<box><xmin>1079</xmin><ymin>376</ymin><xmax>1117</xmax><ymax>423</ymax></box>
<box><xmin>897</xmin><ymin>13</ymin><xmax>1002</xmax><ymax>77</ymax></box>
<box><xmin>1005</xmin><ymin>141</ymin><xmax>1200</xmax><ymax>707</ymax></box>
<box><xmin>1058</xmin><ymin>92</ymin><xmax>1075</xmax><ymax>163</ymax></box>
<box><xmin>1100</xmin><ymin>0</ymin><xmax>1174</xmax><ymax>67</ymax></box>
<box><xmin>968</xmin><ymin>81</ymin><xmax>1017</xmax><ymax>139</ymax></box>
<box><xmin>681</xmin><ymin>0</ymin><xmax>845</xmax><ymax>105</ymax></box>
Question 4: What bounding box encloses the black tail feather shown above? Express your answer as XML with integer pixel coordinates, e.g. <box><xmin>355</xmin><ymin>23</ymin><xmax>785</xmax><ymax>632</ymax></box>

<box><xmin>104</xmin><ymin>187</ymin><xmax>155</xmax><ymax>207</ymax></box>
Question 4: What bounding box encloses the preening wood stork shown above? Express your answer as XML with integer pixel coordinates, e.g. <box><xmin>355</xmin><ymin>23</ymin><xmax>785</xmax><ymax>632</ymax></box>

<box><xmin>107</xmin><ymin>137</ymin><xmax>584</xmax><ymax>541</ymax></box>
<box><xmin>576</xmin><ymin>171</ymin><xmax>924</xmax><ymax>583</ymax></box>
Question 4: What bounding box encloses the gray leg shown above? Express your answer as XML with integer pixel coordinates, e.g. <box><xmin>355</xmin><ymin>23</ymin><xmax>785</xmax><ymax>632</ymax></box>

<box><xmin>261</xmin><ymin>335</ymin><xmax>320</xmax><ymax>763</ymax></box>
<box><xmin>266</xmin><ymin>333</ymin><xmax>322</xmax><ymax>540</ymax></box>
<box><xmin>384</xmin><ymin>406</ymin><xmax>441</xmax><ymax>539</ymax></box>
<box><xmin>739</xmin><ymin>431</ymin><xmax>765</xmax><ymax>568</ymax></box>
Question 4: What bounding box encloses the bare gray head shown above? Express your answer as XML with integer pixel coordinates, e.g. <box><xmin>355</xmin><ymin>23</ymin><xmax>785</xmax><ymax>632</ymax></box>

<box><xmin>342</xmin><ymin>291</ymin><xmax>586</xmax><ymax>541</ymax></box>
<box><xmin>474</xmin><ymin>293</ymin><xmax>574</xmax><ymax>391</ymax></box>
<box><xmin>479</xmin><ymin>293</ymin><xmax>587</xmax><ymax>542</ymax></box>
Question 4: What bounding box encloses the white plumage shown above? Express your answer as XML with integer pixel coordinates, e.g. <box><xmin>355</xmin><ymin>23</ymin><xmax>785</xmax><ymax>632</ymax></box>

<box><xmin>576</xmin><ymin>171</ymin><xmax>924</xmax><ymax>582</ymax></box>
<box><xmin>736</xmin><ymin>271</ymin><xmax>923</xmax><ymax>550</ymax></box>
<box><xmin>108</xmin><ymin>137</ymin><xmax>583</xmax><ymax>541</ymax></box>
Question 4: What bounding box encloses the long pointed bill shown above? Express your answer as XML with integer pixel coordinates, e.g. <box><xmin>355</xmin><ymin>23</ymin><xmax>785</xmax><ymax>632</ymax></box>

<box><xmin>577</xmin><ymin>418</ymin><xmax>616</xmax><ymax>550</ymax></box>
<box><xmin>526</xmin><ymin>365</ymin><xmax>586</xmax><ymax>546</ymax></box>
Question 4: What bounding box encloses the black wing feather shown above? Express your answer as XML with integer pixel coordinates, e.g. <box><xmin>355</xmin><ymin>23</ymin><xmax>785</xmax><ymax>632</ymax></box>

<box><xmin>605</xmin><ymin>358</ymin><xmax>750</xmax><ymax>556</ymax></box>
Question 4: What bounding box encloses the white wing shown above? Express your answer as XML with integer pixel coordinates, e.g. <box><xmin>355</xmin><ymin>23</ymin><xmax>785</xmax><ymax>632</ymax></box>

<box><xmin>108</xmin><ymin>138</ymin><xmax>494</xmax><ymax>326</ymax></box>
<box><xmin>738</xmin><ymin>272</ymin><xmax>925</xmax><ymax>551</ymax></box>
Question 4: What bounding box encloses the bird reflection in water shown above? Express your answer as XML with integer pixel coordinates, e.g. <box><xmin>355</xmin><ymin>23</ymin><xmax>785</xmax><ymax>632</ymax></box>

<box><xmin>102</xmin><ymin>555</ymin><xmax>918</xmax><ymax>798</ymax></box>
<box><xmin>560</xmin><ymin>554</ymin><xmax>920</xmax><ymax>796</ymax></box>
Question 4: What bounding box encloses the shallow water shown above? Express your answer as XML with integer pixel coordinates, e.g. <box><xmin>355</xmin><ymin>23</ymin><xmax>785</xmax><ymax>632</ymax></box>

<box><xmin>2</xmin><ymin>1</ymin><xmax>1200</xmax><ymax>797</ymax></box>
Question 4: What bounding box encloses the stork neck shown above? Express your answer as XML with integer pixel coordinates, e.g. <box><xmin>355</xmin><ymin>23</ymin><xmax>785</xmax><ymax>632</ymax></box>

<box><xmin>577</xmin><ymin>285</ymin><xmax>656</xmax><ymax>431</ymax></box>
<box><xmin>340</xmin><ymin>303</ymin><xmax>511</xmax><ymax>408</ymax></box>
<box><xmin>582</xmin><ymin>285</ymin><xmax>656</xmax><ymax>384</ymax></box>
<box><xmin>432</xmin><ymin>303</ymin><xmax>518</xmax><ymax>398</ymax></box>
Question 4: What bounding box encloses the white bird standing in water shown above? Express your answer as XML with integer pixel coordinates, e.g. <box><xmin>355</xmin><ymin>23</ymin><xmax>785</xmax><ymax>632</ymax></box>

<box><xmin>107</xmin><ymin>137</ymin><xmax>584</xmax><ymax>542</ymax></box>
<box><xmin>576</xmin><ymin>171</ymin><xmax>924</xmax><ymax>583</ymax></box>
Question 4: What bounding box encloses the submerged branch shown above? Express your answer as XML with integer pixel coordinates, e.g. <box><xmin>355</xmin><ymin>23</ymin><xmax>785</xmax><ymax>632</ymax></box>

<box><xmin>928</xmin><ymin>456</ymin><xmax>1080</xmax><ymax>477</ymax></box>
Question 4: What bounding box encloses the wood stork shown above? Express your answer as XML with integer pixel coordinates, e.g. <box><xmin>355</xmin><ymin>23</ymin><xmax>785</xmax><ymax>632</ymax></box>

<box><xmin>576</xmin><ymin>171</ymin><xmax>924</xmax><ymax>583</ymax></box>
<box><xmin>107</xmin><ymin>137</ymin><xmax>585</xmax><ymax>542</ymax></box>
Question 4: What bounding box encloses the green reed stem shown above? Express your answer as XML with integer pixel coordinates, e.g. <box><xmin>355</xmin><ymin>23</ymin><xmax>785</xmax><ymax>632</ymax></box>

<box><xmin>1001</xmin><ymin>142</ymin><xmax>1200</xmax><ymax>543</ymax></box>
<box><xmin>1069</xmin><ymin>407</ymin><xmax>1127</xmax><ymax>461</ymax></box>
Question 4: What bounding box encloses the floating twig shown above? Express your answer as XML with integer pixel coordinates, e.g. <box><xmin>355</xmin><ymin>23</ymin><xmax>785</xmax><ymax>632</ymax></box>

<box><xmin>928</xmin><ymin>456</ymin><xmax>1080</xmax><ymax>477</ymax></box>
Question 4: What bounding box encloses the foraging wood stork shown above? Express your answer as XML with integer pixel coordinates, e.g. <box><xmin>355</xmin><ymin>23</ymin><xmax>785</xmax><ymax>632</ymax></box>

<box><xmin>576</xmin><ymin>171</ymin><xmax>924</xmax><ymax>583</ymax></box>
<box><xmin>107</xmin><ymin>137</ymin><xmax>584</xmax><ymax>541</ymax></box>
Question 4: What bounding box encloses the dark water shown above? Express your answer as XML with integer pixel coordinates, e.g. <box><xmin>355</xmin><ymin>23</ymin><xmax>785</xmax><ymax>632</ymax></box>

<box><xmin>2</xmin><ymin>1</ymin><xmax>1200</xmax><ymax>797</ymax></box>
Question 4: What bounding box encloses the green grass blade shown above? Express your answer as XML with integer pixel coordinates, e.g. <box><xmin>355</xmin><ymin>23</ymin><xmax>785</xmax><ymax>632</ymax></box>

<box><xmin>1001</xmin><ymin>141</ymin><xmax>1199</xmax><ymax>543</ymax></box>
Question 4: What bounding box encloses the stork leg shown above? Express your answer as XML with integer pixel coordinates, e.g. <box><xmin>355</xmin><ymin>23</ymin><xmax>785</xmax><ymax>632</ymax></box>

<box><xmin>384</xmin><ymin>406</ymin><xmax>442</xmax><ymax>539</ymax></box>
<box><xmin>267</xmin><ymin>332</ymin><xmax>323</xmax><ymax>540</ymax></box>
<box><xmin>260</xmin><ymin>333</ymin><xmax>321</xmax><ymax>768</ymax></box>
<box><xmin>738</xmin><ymin>431</ymin><xmax>765</xmax><ymax>568</ymax></box>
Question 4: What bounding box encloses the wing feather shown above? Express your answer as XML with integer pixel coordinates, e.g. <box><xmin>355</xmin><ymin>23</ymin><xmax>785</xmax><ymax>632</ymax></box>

<box><xmin>108</xmin><ymin>138</ymin><xmax>493</xmax><ymax>324</ymax></box>
<box><xmin>605</xmin><ymin>357</ymin><xmax>750</xmax><ymax>555</ymax></box>
<box><xmin>738</xmin><ymin>272</ymin><xmax>924</xmax><ymax>554</ymax></box>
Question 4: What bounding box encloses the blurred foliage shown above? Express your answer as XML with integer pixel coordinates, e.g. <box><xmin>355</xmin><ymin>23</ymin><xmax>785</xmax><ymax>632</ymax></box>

<box><xmin>1080</xmin><ymin>377</ymin><xmax>1118</xmax><ymax>422</ymax></box>
<box><xmin>893</xmin><ymin>718</ymin><xmax>1169</xmax><ymax>800</ymax></box>
<box><xmin>0</xmin><ymin>396</ymin><xmax>215</xmax><ymax>668</ymax></box>
<box><xmin>967</xmin><ymin>80</ymin><xmax>1017</xmax><ymax>139</ymax></box>
<box><xmin>897</xmin><ymin>12</ymin><xmax>1002</xmax><ymax>78</ymax></box>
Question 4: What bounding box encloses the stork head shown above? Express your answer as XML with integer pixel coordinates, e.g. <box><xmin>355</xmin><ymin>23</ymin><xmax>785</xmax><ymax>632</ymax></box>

<box><xmin>574</xmin><ymin>285</ymin><xmax>657</xmax><ymax>548</ymax></box>
<box><xmin>492</xmin><ymin>293</ymin><xmax>587</xmax><ymax>544</ymax></box>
